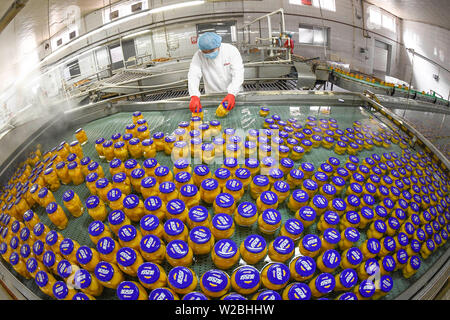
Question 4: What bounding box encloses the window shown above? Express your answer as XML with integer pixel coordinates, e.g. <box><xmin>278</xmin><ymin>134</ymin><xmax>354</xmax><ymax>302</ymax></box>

<box><xmin>197</xmin><ymin>21</ymin><xmax>237</xmax><ymax>43</ymax></box>
<box><xmin>298</xmin><ymin>24</ymin><xmax>329</xmax><ymax>46</ymax></box>
<box><xmin>289</xmin><ymin>0</ymin><xmax>336</xmax><ymax>12</ymax></box>
<box><xmin>64</xmin><ymin>60</ymin><xmax>81</xmax><ymax>80</ymax></box>
<box><xmin>103</xmin><ymin>0</ymin><xmax>148</xmax><ymax>24</ymax></box>
<box><xmin>368</xmin><ymin>6</ymin><xmax>396</xmax><ymax>32</ymax></box>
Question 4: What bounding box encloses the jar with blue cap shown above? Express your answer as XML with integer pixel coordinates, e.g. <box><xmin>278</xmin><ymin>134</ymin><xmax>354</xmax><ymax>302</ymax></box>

<box><xmin>45</xmin><ymin>202</ymin><xmax>68</xmax><ymax>230</ymax></box>
<box><xmin>35</xmin><ymin>270</ymin><xmax>57</xmax><ymax>297</ymax></box>
<box><xmin>373</xmin><ymin>275</ymin><xmax>394</xmax><ymax>300</ymax></box>
<box><xmin>96</xmin><ymin>236</ymin><xmax>120</xmax><ymax>264</ymax></box>
<box><xmin>59</xmin><ymin>238</ymin><xmax>81</xmax><ymax>265</ymax></box>
<box><xmin>393</xmin><ymin>248</ymin><xmax>409</xmax><ymax>271</ymax></box>
<box><xmin>261</xmin><ymin>262</ymin><xmax>290</xmax><ymax>291</ymax></box>
<box><xmin>233</xmin><ymin>168</ymin><xmax>251</xmax><ymax>190</ymax></box>
<box><xmin>298</xmin><ymin>234</ymin><xmax>322</xmax><ymax>258</ymax></box>
<box><xmin>87</xmin><ymin>161</ymin><xmax>105</xmax><ymax>179</ymax></box>
<box><xmin>200</xmin><ymin>269</ymin><xmax>230</xmax><ymax>298</ymax></box>
<box><xmin>188</xmin><ymin>226</ymin><xmax>214</xmax><ymax>255</ymax></box>
<box><xmin>106</xmin><ymin>188</ymin><xmax>125</xmax><ymax>212</ymax></box>
<box><xmin>117</xmin><ymin>281</ymin><xmax>148</xmax><ymax>300</ymax></box>
<box><xmin>249</xmin><ymin>175</ymin><xmax>270</xmax><ymax>200</ymax></box>
<box><xmin>243</xmin><ymin>158</ymin><xmax>260</xmax><ymax>177</ymax></box>
<box><xmin>61</xmin><ymin>190</ymin><xmax>84</xmax><ymax>218</ymax></box>
<box><xmin>252</xmin><ymin>289</ymin><xmax>282</xmax><ymax>300</ymax></box>
<box><xmin>213</xmin><ymin>192</ymin><xmax>236</xmax><ymax>216</ymax></box>
<box><xmin>190</xmin><ymin>165</ymin><xmax>210</xmax><ymax>187</ymax></box>
<box><xmin>353</xmin><ymin>279</ymin><xmax>376</xmax><ymax>300</ymax></box>
<box><xmin>163</xmin><ymin>218</ymin><xmax>188</xmax><ymax>242</ymax></box>
<box><xmin>74</xmin><ymin>269</ymin><xmax>103</xmax><ymax>296</ymax></box>
<box><xmin>200</xmin><ymin>178</ymin><xmax>220</xmax><ymax>204</ymax></box>
<box><xmin>222</xmin><ymin>157</ymin><xmax>239</xmax><ymax>175</ymax></box>
<box><xmin>38</xmin><ymin>187</ymin><xmax>56</xmax><ymax>208</ymax></box>
<box><xmin>420</xmin><ymin>238</ymin><xmax>436</xmax><ymax>260</ymax></box>
<box><xmin>367</xmin><ymin>219</ymin><xmax>387</xmax><ymax>240</ymax></box>
<box><xmin>238</xmin><ymin>234</ymin><xmax>266</xmax><ymax>264</ymax></box>
<box><xmin>334</xmin><ymin>268</ymin><xmax>358</xmax><ymax>292</ymax></box>
<box><xmin>75</xmin><ymin>245</ymin><xmax>100</xmax><ymax>273</ymax></box>
<box><xmin>258</xmin><ymin>209</ymin><xmax>281</xmax><ymax>235</ymax></box>
<box><xmin>88</xmin><ymin>220</ymin><xmax>112</xmax><ymax>245</ymax></box>
<box><xmin>320</xmin><ymin>183</ymin><xmax>337</xmax><ymax>202</ymax></box>
<box><xmin>25</xmin><ymin>256</ymin><xmax>46</xmax><ymax>278</ymax></box>
<box><xmin>230</xmin><ymin>265</ymin><xmax>260</xmax><ymax>295</ymax></box>
<box><xmin>256</xmin><ymin>190</ymin><xmax>278</xmax><ymax>213</ymax></box>
<box><xmin>173</xmin><ymin>158</ymin><xmax>192</xmax><ymax>176</ymax></box>
<box><xmin>44</xmin><ymin>230</ymin><xmax>64</xmax><ymax>254</ymax></box>
<box><xmin>268</xmin><ymin>236</ymin><xmax>295</xmax><ymax>263</ymax></box>
<box><xmin>148</xmin><ymin>287</ymin><xmax>179</xmax><ymax>300</ymax></box>
<box><xmin>130</xmin><ymin>168</ymin><xmax>145</xmax><ymax>194</ymax></box>
<box><xmin>211</xmin><ymin>239</ymin><xmax>240</xmax><ymax>270</ymax></box>
<box><xmin>123</xmin><ymin>193</ymin><xmax>145</xmax><ymax>222</ymax></box>
<box><xmin>294</xmin><ymin>206</ymin><xmax>317</xmax><ymax>228</ymax></box>
<box><xmin>224</xmin><ymin>179</ymin><xmax>244</xmax><ymax>202</ymax></box>
<box><xmin>138</xmin><ymin>214</ymin><xmax>162</xmax><ymax>239</ymax></box>
<box><xmin>340</xmin><ymin>247</ymin><xmax>363</xmax><ymax>269</ymax></box>
<box><xmin>85</xmin><ymin>195</ymin><xmax>107</xmax><ymax>221</ymax></box>
<box><xmin>174</xmin><ymin>171</ymin><xmax>193</xmax><ymax>191</ymax></box>
<box><xmin>139</xmin><ymin>177</ymin><xmax>158</xmax><ymax>199</ymax></box>
<box><xmin>309</xmin><ymin>272</ymin><xmax>335</xmax><ymax>298</ymax></box>
<box><xmin>281</xmin><ymin>282</ymin><xmax>311</xmax><ymax>301</ymax></box>
<box><xmin>394</xmin><ymin>231</ymin><xmax>410</xmax><ymax>251</ymax></box>
<box><xmin>327</xmin><ymin>197</ymin><xmax>346</xmax><ymax>216</ymax></box>
<box><xmin>154</xmin><ymin>165</ymin><xmax>173</xmax><ymax>185</ymax></box>
<box><xmin>359</xmin><ymin>253</ymin><xmax>380</xmax><ymax>278</ymax></box>
<box><xmin>118</xmin><ymin>225</ymin><xmax>142</xmax><ymax>251</ymax></box>
<box><xmin>339</xmin><ymin>227</ymin><xmax>360</xmax><ymax>251</ymax></box>
<box><xmin>167</xmin><ymin>266</ymin><xmax>198</xmax><ymax>295</ymax></box>
<box><xmin>52</xmin><ymin>280</ymin><xmax>77</xmax><ymax>300</ymax></box>
<box><xmin>214</xmin><ymin>168</ymin><xmax>231</xmax><ymax>190</ymax></box>
<box><xmin>165</xmin><ymin>240</ymin><xmax>193</xmax><ymax>267</ymax></box>
<box><xmin>340</xmin><ymin>211</ymin><xmax>361</xmax><ymax>231</ymax></box>
<box><xmin>287</xmin><ymin>189</ymin><xmax>309</xmax><ymax>213</ymax></box>
<box><xmin>278</xmin><ymin>218</ymin><xmax>303</xmax><ymax>241</ymax></box>
<box><xmin>90</xmin><ymin>262</ymin><xmax>123</xmax><ymax>291</ymax></box>
<box><xmin>95</xmin><ymin>178</ymin><xmax>112</xmax><ymax>202</ymax></box>
<box><xmin>116</xmin><ymin>247</ymin><xmax>144</xmax><ymax>276</ymax></box>
<box><xmin>136</xmin><ymin>262</ymin><xmax>167</xmax><ymax>291</ymax></box>
<box><xmin>138</xmin><ymin>234</ymin><xmax>165</xmax><ymax>264</ymax></box>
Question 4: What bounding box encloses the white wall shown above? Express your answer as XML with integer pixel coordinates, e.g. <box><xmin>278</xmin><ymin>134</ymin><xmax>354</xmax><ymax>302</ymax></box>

<box><xmin>399</xmin><ymin>20</ymin><xmax>450</xmax><ymax>98</ymax></box>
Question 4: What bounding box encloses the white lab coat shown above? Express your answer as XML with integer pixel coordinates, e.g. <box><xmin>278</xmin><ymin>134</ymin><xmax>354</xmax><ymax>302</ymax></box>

<box><xmin>188</xmin><ymin>43</ymin><xmax>244</xmax><ymax>97</ymax></box>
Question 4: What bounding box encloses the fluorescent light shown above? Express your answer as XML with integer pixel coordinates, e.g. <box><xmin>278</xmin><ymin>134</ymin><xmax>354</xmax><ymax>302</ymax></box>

<box><xmin>149</xmin><ymin>1</ymin><xmax>204</xmax><ymax>14</ymax></box>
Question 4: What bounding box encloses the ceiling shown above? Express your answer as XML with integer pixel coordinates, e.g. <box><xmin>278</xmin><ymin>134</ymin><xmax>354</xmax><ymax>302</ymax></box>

<box><xmin>367</xmin><ymin>0</ymin><xmax>450</xmax><ymax>30</ymax></box>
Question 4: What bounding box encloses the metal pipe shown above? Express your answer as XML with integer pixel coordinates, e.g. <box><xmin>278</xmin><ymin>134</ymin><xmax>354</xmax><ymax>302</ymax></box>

<box><xmin>0</xmin><ymin>0</ymin><xmax>28</xmax><ymax>34</ymax></box>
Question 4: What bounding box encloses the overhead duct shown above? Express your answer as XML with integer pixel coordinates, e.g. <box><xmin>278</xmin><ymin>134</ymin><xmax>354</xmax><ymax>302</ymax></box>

<box><xmin>0</xmin><ymin>0</ymin><xmax>28</xmax><ymax>34</ymax></box>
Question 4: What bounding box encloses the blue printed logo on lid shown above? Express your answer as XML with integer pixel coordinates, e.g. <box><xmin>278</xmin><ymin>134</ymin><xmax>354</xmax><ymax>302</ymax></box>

<box><xmin>302</xmin><ymin>234</ymin><xmax>321</xmax><ymax>252</ymax></box>
<box><xmin>272</xmin><ymin>236</ymin><xmax>294</xmax><ymax>255</ymax></box>
<box><xmin>201</xmin><ymin>269</ymin><xmax>229</xmax><ymax>293</ymax></box>
<box><xmin>57</xmin><ymin>260</ymin><xmax>73</xmax><ymax>278</ymax></box>
<box><xmin>347</xmin><ymin>194</ymin><xmax>361</xmax><ymax>207</ymax></box>
<box><xmin>97</xmin><ymin>236</ymin><xmax>115</xmax><ymax>255</ymax></box>
<box><xmin>116</xmin><ymin>247</ymin><xmax>137</xmax><ymax>267</ymax></box>
<box><xmin>396</xmin><ymin>249</ymin><xmax>408</xmax><ymax>265</ymax></box>
<box><xmin>215</xmin><ymin>193</ymin><xmax>235</xmax><ymax>209</ymax></box>
<box><xmin>346</xmin><ymin>247</ymin><xmax>362</xmax><ymax>265</ymax></box>
<box><xmin>193</xmin><ymin>165</ymin><xmax>210</xmax><ymax>177</ymax></box>
<box><xmin>168</xmin><ymin>266</ymin><xmax>195</xmax><ymax>290</ymax></box>
<box><xmin>225</xmin><ymin>179</ymin><xmax>242</xmax><ymax>193</ymax></box>
<box><xmin>189</xmin><ymin>226</ymin><xmax>211</xmax><ymax>245</ymax></box>
<box><xmin>117</xmin><ymin>281</ymin><xmax>140</xmax><ymax>300</ymax></box>
<box><xmin>35</xmin><ymin>270</ymin><xmax>50</xmax><ymax>288</ymax></box>
<box><xmin>323</xmin><ymin>228</ymin><xmax>341</xmax><ymax>244</ymax></box>
<box><xmin>201</xmin><ymin>178</ymin><xmax>218</xmax><ymax>191</ymax></box>
<box><xmin>261</xmin><ymin>209</ymin><xmax>281</xmax><ymax>226</ymax></box>
<box><xmin>244</xmin><ymin>235</ymin><xmax>267</xmax><ymax>254</ymax></box>
<box><xmin>108</xmin><ymin>210</ymin><xmax>126</xmax><ymax>226</ymax></box>
<box><xmin>140</xmin><ymin>214</ymin><xmax>159</xmax><ymax>232</ymax></box>
<box><xmin>236</xmin><ymin>202</ymin><xmax>257</xmax><ymax>219</ymax></box>
<box><xmin>324</xmin><ymin>211</ymin><xmax>340</xmax><ymax>225</ymax></box>
<box><xmin>118</xmin><ymin>225</ymin><xmax>138</xmax><ymax>242</ymax></box>
<box><xmin>266</xmin><ymin>263</ymin><xmax>290</xmax><ymax>285</ymax></box>
<box><xmin>140</xmin><ymin>235</ymin><xmax>161</xmax><ymax>254</ymax></box>
<box><xmin>284</xmin><ymin>219</ymin><xmax>304</xmax><ymax>237</ymax></box>
<box><xmin>366</xmin><ymin>238</ymin><xmax>381</xmax><ymax>254</ymax></box>
<box><xmin>214</xmin><ymin>239</ymin><xmax>238</xmax><ymax>259</ymax></box>
<box><xmin>332</xmin><ymin>198</ymin><xmax>346</xmax><ymax>211</ymax></box>
<box><xmin>74</xmin><ymin>269</ymin><xmax>92</xmax><ymax>289</ymax></box>
<box><xmin>315</xmin><ymin>273</ymin><xmax>335</xmax><ymax>294</ymax></box>
<box><xmin>88</xmin><ymin>221</ymin><xmax>105</xmax><ymax>237</ymax></box>
<box><xmin>166</xmin><ymin>240</ymin><xmax>189</xmax><ymax>260</ymax></box>
<box><xmin>298</xmin><ymin>206</ymin><xmax>316</xmax><ymax>222</ymax></box>
<box><xmin>60</xmin><ymin>238</ymin><xmax>75</xmax><ymax>255</ymax></box>
<box><xmin>53</xmin><ymin>281</ymin><xmax>71</xmax><ymax>300</ymax></box>
<box><xmin>215</xmin><ymin>168</ymin><xmax>231</xmax><ymax>180</ymax></box>
<box><xmin>76</xmin><ymin>246</ymin><xmax>93</xmax><ymax>265</ymax></box>
<box><xmin>323</xmin><ymin>249</ymin><xmax>341</xmax><ymax>269</ymax></box>
<box><xmin>358</xmin><ymin>280</ymin><xmax>375</xmax><ymax>298</ymax></box>
<box><xmin>233</xmin><ymin>265</ymin><xmax>260</xmax><ymax>290</ymax></box>
<box><xmin>164</xmin><ymin>218</ymin><xmax>185</xmax><ymax>236</ymax></box>
<box><xmin>339</xmin><ymin>268</ymin><xmax>358</xmax><ymax>288</ymax></box>
<box><xmin>382</xmin><ymin>255</ymin><xmax>396</xmax><ymax>272</ymax></box>
<box><xmin>383</xmin><ymin>237</ymin><xmax>396</xmax><ymax>252</ymax></box>
<box><xmin>287</xmin><ymin>283</ymin><xmax>311</xmax><ymax>300</ymax></box>
<box><xmin>85</xmin><ymin>195</ymin><xmax>100</xmax><ymax>209</ymax></box>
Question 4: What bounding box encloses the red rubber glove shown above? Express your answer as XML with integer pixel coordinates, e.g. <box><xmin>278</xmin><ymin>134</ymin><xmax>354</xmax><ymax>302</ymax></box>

<box><xmin>189</xmin><ymin>96</ymin><xmax>202</xmax><ymax>113</ymax></box>
<box><xmin>221</xmin><ymin>94</ymin><xmax>235</xmax><ymax>111</ymax></box>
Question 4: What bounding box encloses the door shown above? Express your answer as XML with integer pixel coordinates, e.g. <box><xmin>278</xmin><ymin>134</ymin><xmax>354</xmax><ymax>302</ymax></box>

<box><xmin>373</xmin><ymin>39</ymin><xmax>391</xmax><ymax>77</ymax></box>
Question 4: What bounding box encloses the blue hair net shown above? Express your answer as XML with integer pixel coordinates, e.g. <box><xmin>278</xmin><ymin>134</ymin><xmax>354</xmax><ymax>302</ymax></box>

<box><xmin>198</xmin><ymin>32</ymin><xmax>222</xmax><ymax>51</ymax></box>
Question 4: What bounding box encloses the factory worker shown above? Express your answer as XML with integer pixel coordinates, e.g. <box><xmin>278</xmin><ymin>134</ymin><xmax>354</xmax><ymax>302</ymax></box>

<box><xmin>188</xmin><ymin>32</ymin><xmax>244</xmax><ymax>113</ymax></box>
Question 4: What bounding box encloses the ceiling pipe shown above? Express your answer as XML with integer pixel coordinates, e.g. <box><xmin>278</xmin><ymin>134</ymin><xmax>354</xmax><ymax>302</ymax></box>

<box><xmin>0</xmin><ymin>0</ymin><xmax>28</xmax><ymax>34</ymax></box>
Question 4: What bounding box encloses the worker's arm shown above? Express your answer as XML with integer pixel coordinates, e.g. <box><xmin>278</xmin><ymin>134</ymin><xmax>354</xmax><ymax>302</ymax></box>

<box><xmin>222</xmin><ymin>46</ymin><xmax>244</xmax><ymax>110</ymax></box>
<box><xmin>188</xmin><ymin>51</ymin><xmax>203</xmax><ymax>98</ymax></box>
<box><xmin>188</xmin><ymin>51</ymin><xmax>203</xmax><ymax>112</ymax></box>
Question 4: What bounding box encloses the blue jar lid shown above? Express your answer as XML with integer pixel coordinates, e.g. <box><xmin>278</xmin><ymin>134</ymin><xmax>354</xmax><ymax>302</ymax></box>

<box><xmin>235</xmin><ymin>168</ymin><xmax>251</xmax><ymax>180</ymax></box>
<box><xmin>236</xmin><ymin>202</ymin><xmax>257</xmax><ymax>219</ymax></box>
<box><xmin>292</xmin><ymin>256</ymin><xmax>316</xmax><ymax>278</ymax></box>
<box><xmin>97</xmin><ymin>236</ymin><xmax>116</xmax><ymax>255</ymax></box>
<box><xmin>76</xmin><ymin>246</ymin><xmax>93</xmax><ymax>265</ymax></box>
<box><xmin>357</xmin><ymin>280</ymin><xmax>376</xmax><ymax>298</ymax></box>
<box><xmin>383</xmin><ymin>236</ymin><xmax>396</xmax><ymax>252</ymax></box>
<box><xmin>243</xmin><ymin>234</ymin><xmax>267</xmax><ymax>254</ymax></box>
<box><xmin>259</xmin><ymin>190</ymin><xmax>278</xmax><ymax>205</ymax></box>
<box><xmin>382</xmin><ymin>255</ymin><xmax>396</xmax><ymax>272</ymax></box>
<box><xmin>155</xmin><ymin>166</ymin><xmax>170</xmax><ymax>177</ymax></box>
<box><xmin>85</xmin><ymin>195</ymin><xmax>100</xmax><ymax>209</ymax></box>
<box><xmin>233</xmin><ymin>265</ymin><xmax>260</xmax><ymax>290</ymax></box>
<box><xmin>285</xmin><ymin>283</ymin><xmax>311</xmax><ymax>300</ymax></box>
<box><xmin>143</xmin><ymin>158</ymin><xmax>158</xmax><ymax>169</ymax></box>
<box><xmin>245</xmin><ymin>158</ymin><xmax>259</xmax><ymax>168</ymax></box>
<box><xmin>314</xmin><ymin>273</ymin><xmax>335</xmax><ymax>294</ymax></box>
<box><xmin>167</xmin><ymin>199</ymin><xmax>186</xmax><ymax>216</ymax></box>
<box><xmin>60</xmin><ymin>238</ymin><xmax>75</xmax><ymax>255</ymax></box>
<box><xmin>360</xmin><ymin>206</ymin><xmax>374</xmax><ymax>220</ymax></box>
<box><xmin>347</xmin><ymin>194</ymin><xmax>361</xmax><ymax>207</ymax></box>
<box><xmin>312</xmin><ymin>195</ymin><xmax>328</xmax><ymax>209</ymax></box>
<box><xmin>215</xmin><ymin>193</ymin><xmax>234</xmax><ymax>209</ymax></box>
<box><xmin>201</xmin><ymin>269</ymin><xmax>229</xmax><ymax>293</ymax></box>
<box><xmin>140</xmin><ymin>214</ymin><xmax>160</xmax><ymax>232</ymax></box>
<box><xmin>396</xmin><ymin>249</ymin><xmax>409</xmax><ymax>265</ymax></box>
<box><xmin>116</xmin><ymin>247</ymin><xmax>137</xmax><ymax>267</ymax></box>
<box><xmin>283</xmin><ymin>219</ymin><xmax>304</xmax><ymax>237</ymax></box>
<box><xmin>88</xmin><ymin>221</ymin><xmax>105</xmax><ymax>238</ymax></box>
<box><xmin>35</xmin><ymin>270</ymin><xmax>50</xmax><ymax>288</ymax></box>
<box><xmin>201</xmin><ymin>178</ymin><xmax>218</xmax><ymax>191</ymax></box>
<box><xmin>38</xmin><ymin>187</ymin><xmax>48</xmax><ymax>198</ymax></box>
<box><xmin>194</xmin><ymin>165</ymin><xmax>210</xmax><ymax>177</ymax></box>
<box><xmin>141</xmin><ymin>176</ymin><xmax>156</xmax><ymax>189</ymax></box>
<box><xmin>298</xmin><ymin>206</ymin><xmax>316</xmax><ymax>222</ymax></box>
<box><xmin>117</xmin><ymin>281</ymin><xmax>141</xmax><ymax>300</ymax></box>
<box><xmin>272</xmin><ymin>236</ymin><xmax>294</xmax><ymax>255</ymax></box>
<box><xmin>322</xmin><ymin>249</ymin><xmax>341</xmax><ymax>269</ymax></box>
<box><xmin>261</xmin><ymin>209</ymin><xmax>281</xmax><ymax>226</ymax></box>
<box><xmin>143</xmin><ymin>196</ymin><xmax>163</xmax><ymax>212</ymax></box>
<box><xmin>366</xmin><ymin>238</ymin><xmax>381</xmax><ymax>254</ymax></box>
<box><xmin>331</xmin><ymin>198</ymin><xmax>347</xmax><ymax>211</ymax></box>
<box><xmin>225</xmin><ymin>179</ymin><xmax>242</xmax><ymax>192</ymax></box>
<box><xmin>265</xmin><ymin>263</ymin><xmax>290</xmax><ymax>285</ymax></box>
<box><xmin>215</xmin><ymin>168</ymin><xmax>231</xmax><ymax>180</ymax></box>
<box><xmin>164</xmin><ymin>218</ymin><xmax>185</xmax><ymax>236</ymax></box>
<box><xmin>323</xmin><ymin>211</ymin><xmax>340</xmax><ymax>225</ymax></box>
<box><xmin>111</xmin><ymin>172</ymin><xmax>125</xmax><ymax>183</ymax></box>
<box><xmin>188</xmin><ymin>206</ymin><xmax>209</xmax><ymax>223</ymax></box>
<box><xmin>53</xmin><ymin>281</ymin><xmax>72</xmax><ymax>300</ymax></box>
<box><xmin>168</xmin><ymin>266</ymin><xmax>195</xmax><ymax>290</ymax></box>
<box><xmin>74</xmin><ymin>269</ymin><xmax>93</xmax><ymax>289</ymax></box>
<box><xmin>123</xmin><ymin>194</ymin><xmax>140</xmax><ymax>209</ymax></box>
<box><xmin>339</xmin><ymin>268</ymin><xmax>358</xmax><ymax>288</ymax></box>
<box><xmin>140</xmin><ymin>234</ymin><xmax>161</xmax><ymax>254</ymax></box>
<box><xmin>323</xmin><ymin>228</ymin><xmax>341</xmax><ymax>244</ymax></box>
<box><xmin>148</xmin><ymin>288</ymin><xmax>176</xmax><ymax>300</ymax></box>
<box><xmin>291</xmin><ymin>189</ymin><xmax>309</xmax><ymax>203</ymax></box>
<box><xmin>302</xmin><ymin>234</ymin><xmax>321</xmax><ymax>252</ymax></box>
<box><xmin>346</xmin><ymin>247</ymin><xmax>363</xmax><ymax>266</ymax></box>
<box><xmin>174</xmin><ymin>158</ymin><xmax>190</xmax><ymax>169</ymax></box>
<box><xmin>57</xmin><ymin>259</ymin><xmax>73</xmax><ymax>278</ymax></box>
<box><xmin>344</xmin><ymin>227</ymin><xmax>360</xmax><ymax>242</ymax></box>
<box><xmin>182</xmin><ymin>292</ymin><xmax>208</xmax><ymax>300</ymax></box>
<box><xmin>166</xmin><ymin>240</ymin><xmax>189</xmax><ymax>260</ymax></box>
<box><xmin>212</xmin><ymin>213</ymin><xmax>234</xmax><ymax>232</ymax></box>
<box><xmin>108</xmin><ymin>210</ymin><xmax>126</xmax><ymax>226</ymax></box>
<box><xmin>303</xmin><ymin>179</ymin><xmax>318</xmax><ymax>191</ymax></box>
<box><xmin>345</xmin><ymin>211</ymin><xmax>360</xmax><ymax>225</ymax></box>
<box><xmin>159</xmin><ymin>181</ymin><xmax>176</xmax><ymax>194</ymax></box>
<box><xmin>45</xmin><ymin>230</ymin><xmax>59</xmax><ymax>246</ymax></box>
<box><xmin>332</xmin><ymin>176</ymin><xmax>346</xmax><ymax>187</ymax></box>
<box><xmin>189</xmin><ymin>226</ymin><xmax>211</xmax><ymax>245</ymax></box>
<box><xmin>131</xmin><ymin>168</ymin><xmax>145</xmax><ymax>179</ymax></box>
